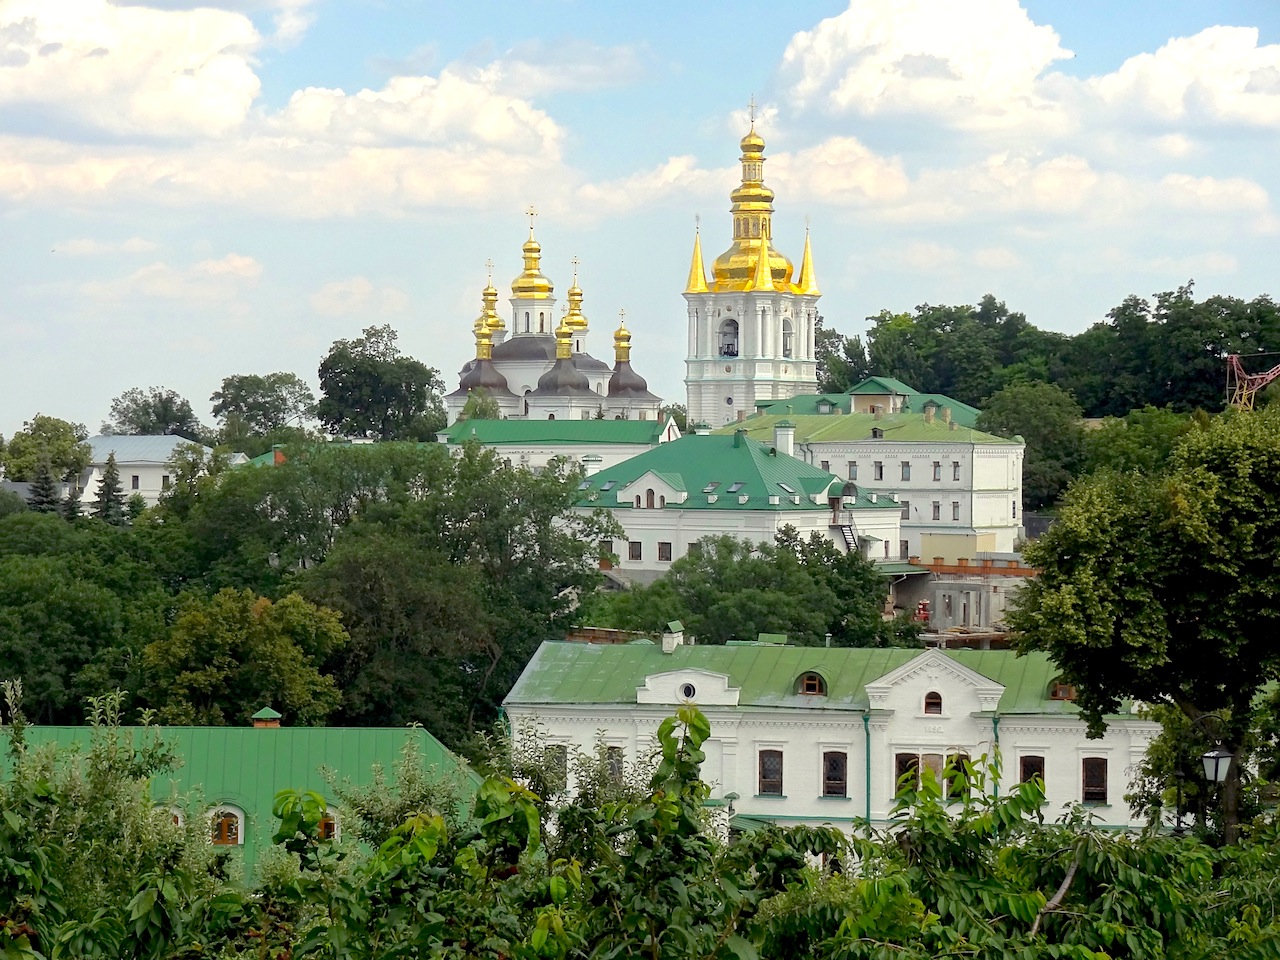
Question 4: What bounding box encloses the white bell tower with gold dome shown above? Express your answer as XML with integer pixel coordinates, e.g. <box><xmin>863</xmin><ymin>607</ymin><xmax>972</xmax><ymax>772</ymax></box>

<box><xmin>683</xmin><ymin>121</ymin><xmax>820</xmax><ymax>426</ymax></box>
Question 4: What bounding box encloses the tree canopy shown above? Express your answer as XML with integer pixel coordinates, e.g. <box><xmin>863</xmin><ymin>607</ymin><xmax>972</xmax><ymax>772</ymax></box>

<box><xmin>103</xmin><ymin>386</ymin><xmax>206</xmax><ymax>440</ymax></box>
<box><xmin>0</xmin><ymin>414</ymin><xmax>90</xmax><ymax>482</ymax></box>
<box><xmin>317</xmin><ymin>325</ymin><xmax>446</xmax><ymax>440</ymax></box>
<box><xmin>977</xmin><ymin>381</ymin><xmax>1083</xmax><ymax>510</ymax></box>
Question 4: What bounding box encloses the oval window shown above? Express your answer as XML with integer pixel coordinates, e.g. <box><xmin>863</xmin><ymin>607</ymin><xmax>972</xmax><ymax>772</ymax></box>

<box><xmin>680</xmin><ymin>683</ymin><xmax>696</xmax><ymax>699</ymax></box>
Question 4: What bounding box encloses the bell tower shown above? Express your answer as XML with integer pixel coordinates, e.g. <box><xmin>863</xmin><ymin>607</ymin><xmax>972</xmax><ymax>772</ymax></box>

<box><xmin>683</xmin><ymin>118</ymin><xmax>820</xmax><ymax>426</ymax></box>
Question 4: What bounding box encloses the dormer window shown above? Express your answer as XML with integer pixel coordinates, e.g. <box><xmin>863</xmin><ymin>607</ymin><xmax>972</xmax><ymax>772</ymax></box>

<box><xmin>924</xmin><ymin>691</ymin><xmax>943</xmax><ymax>715</ymax></box>
<box><xmin>703</xmin><ymin>482</ymin><xmax>720</xmax><ymax>493</ymax></box>
<box><xmin>797</xmin><ymin>672</ymin><xmax>826</xmax><ymax>696</ymax></box>
<box><xmin>871</xmin><ymin>428</ymin><xmax>884</xmax><ymax>439</ymax></box>
<box><xmin>1050</xmin><ymin>680</ymin><xmax>1077</xmax><ymax>701</ymax></box>
<box><xmin>727</xmin><ymin>481</ymin><xmax>745</xmax><ymax>493</ymax></box>
<box><xmin>778</xmin><ymin>482</ymin><xmax>796</xmax><ymax>495</ymax></box>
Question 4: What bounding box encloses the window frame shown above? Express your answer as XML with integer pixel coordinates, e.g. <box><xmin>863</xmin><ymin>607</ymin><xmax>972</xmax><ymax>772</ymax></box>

<box><xmin>923</xmin><ymin>691</ymin><xmax>943</xmax><ymax>715</ymax></box>
<box><xmin>657</xmin><ymin>541</ymin><xmax>673</xmax><ymax>562</ymax></box>
<box><xmin>951</xmin><ymin>501</ymin><xmax>960</xmax><ymax>520</ymax></box>
<box><xmin>1019</xmin><ymin>754</ymin><xmax>1046</xmax><ymax>786</ymax></box>
<box><xmin>900</xmin><ymin>499</ymin><xmax>910</xmax><ymax>520</ymax></box>
<box><xmin>798</xmin><ymin>672</ymin><xmax>826</xmax><ymax>696</ymax></box>
<box><xmin>931</xmin><ymin>501</ymin><xmax>941</xmax><ymax>520</ymax></box>
<box><xmin>758</xmin><ymin>749</ymin><xmax>784</xmax><ymax>796</ymax></box>
<box><xmin>900</xmin><ymin>460</ymin><xmax>911</xmax><ymax>481</ymax></box>
<box><xmin>952</xmin><ymin>460</ymin><xmax>961</xmax><ymax>481</ymax></box>
<box><xmin>1082</xmin><ymin>757</ymin><xmax>1108</xmax><ymax>804</ymax></box>
<box><xmin>209</xmin><ymin>806</ymin><xmax>244</xmax><ymax>846</ymax></box>
<box><xmin>822</xmin><ymin>750</ymin><xmax>848</xmax><ymax>798</ymax></box>
<box><xmin>627</xmin><ymin>541</ymin><xmax>642</xmax><ymax>561</ymax></box>
<box><xmin>932</xmin><ymin>461</ymin><xmax>941</xmax><ymax>481</ymax></box>
<box><xmin>873</xmin><ymin>461</ymin><xmax>884</xmax><ymax>480</ymax></box>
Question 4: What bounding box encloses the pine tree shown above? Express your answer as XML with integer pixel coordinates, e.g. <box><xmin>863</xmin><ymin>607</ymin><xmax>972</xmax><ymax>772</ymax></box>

<box><xmin>93</xmin><ymin>452</ymin><xmax>126</xmax><ymax>525</ymax></box>
<box><xmin>62</xmin><ymin>483</ymin><xmax>82</xmax><ymax>520</ymax></box>
<box><xmin>26</xmin><ymin>459</ymin><xmax>62</xmax><ymax>513</ymax></box>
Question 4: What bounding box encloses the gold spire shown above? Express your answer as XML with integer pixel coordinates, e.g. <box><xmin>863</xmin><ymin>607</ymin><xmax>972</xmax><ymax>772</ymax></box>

<box><xmin>745</xmin><ymin>233</ymin><xmax>774</xmax><ymax>291</ymax></box>
<box><xmin>511</xmin><ymin>207</ymin><xmax>554</xmax><ymax>299</ymax></box>
<box><xmin>711</xmin><ymin>119</ymin><xmax>794</xmax><ymax>291</ymax></box>
<box><xmin>614</xmin><ymin>308</ymin><xmax>632</xmax><ymax>363</ymax></box>
<box><xmin>685</xmin><ymin>219</ymin><xmax>709</xmax><ymax>293</ymax></box>
<box><xmin>479</xmin><ymin>261</ymin><xmax>504</xmax><ymax>334</ymax></box>
<box><xmin>554</xmin><ymin>315</ymin><xmax>573</xmax><ymax>360</ymax></box>
<box><xmin>795</xmin><ymin>225</ymin><xmax>819</xmax><ymax>296</ymax></box>
<box><xmin>565</xmin><ymin>256</ymin><xmax>588</xmax><ymax>331</ymax></box>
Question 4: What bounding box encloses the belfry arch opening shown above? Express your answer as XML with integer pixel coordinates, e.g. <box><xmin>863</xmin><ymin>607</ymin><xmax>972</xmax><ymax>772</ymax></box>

<box><xmin>719</xmin><ymin>319</ymin><xmax>739</xmax><ymax>357</ymax></box>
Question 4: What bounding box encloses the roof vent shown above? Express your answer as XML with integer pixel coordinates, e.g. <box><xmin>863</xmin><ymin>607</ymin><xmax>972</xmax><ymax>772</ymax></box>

<box><xmin>738</xmin><ymin>494</ymin><xmax>749</xmax><ymax>504</ymax></box>
<box><xmin>871</xmin><ymin>427</ymin><xmax>884</xmax><ymax>439</ymax></box>
<box><xmin>869</xmin><ymin>493</ymin><xmax>877</xmax><ymax>503</ymax></box>
<box><xmin>768</xmin><ymin>495</ymin><xmax>780</xmax><ymax>505</ymax></box>
<box><xmin>252</xmin><ymin>706</ymin><xmax>282</xmax><ymax>729</ymax></box>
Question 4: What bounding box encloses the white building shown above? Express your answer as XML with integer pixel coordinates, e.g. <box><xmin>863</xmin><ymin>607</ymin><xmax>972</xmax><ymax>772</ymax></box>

<box><xmin>573</xmin><ymin>427</ymin><xmax>903</xmax><ymax>585</ymax></box>
<box><xmin>82</xmin><ymin>435</ymin><xmax>213</xmax><ymax>508</ymax></box>
<box><xmin>505</xmin><ymin>641</ymin><xmax>1158</xmax><ymax>830</ymax></box>
<box><xmin>683</xmin><ymin>123</ymin><xmax>820</xmax><ymax>427</ymax></box>
<box><xmin>436</xmin><ymin>417</ymin><xmax>682</xmax><ymax>473</ymax></box>
<box><xmin>723</xmin><ymin>411</ymin><xmax>1024</xmax><ymax>558</ymax></box>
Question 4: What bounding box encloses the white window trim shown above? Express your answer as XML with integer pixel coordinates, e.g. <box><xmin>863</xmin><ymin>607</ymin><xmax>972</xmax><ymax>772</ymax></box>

<box><xmin>208</xmin><ymin>804</ymin><xmax>246</xmax><ymax>846</ymax></box>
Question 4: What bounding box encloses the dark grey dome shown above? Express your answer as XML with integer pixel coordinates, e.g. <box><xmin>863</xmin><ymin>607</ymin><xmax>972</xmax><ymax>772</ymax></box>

<box><xmin>492</xmin><ymin>335</ymin><xmax>556</xmax><ymax>361</ymax></box>
<box><xmin>447</xmin><ymin>358</ymin><xmax>516</xmax><ymax>399</ymax></box>
<box><xmin>608</xmin><ymin>361</ymin><xmax>660</xmax><ymax>400</ymax></box>
<box><xmin>572</xmin><ymin>351</ymin><xmax>612</xmax><ymax>373</ymax></box>
<box><xmin>529</xmin><ymin>358</ymin><xmax>597</xmax><ymax>398</ymax></box>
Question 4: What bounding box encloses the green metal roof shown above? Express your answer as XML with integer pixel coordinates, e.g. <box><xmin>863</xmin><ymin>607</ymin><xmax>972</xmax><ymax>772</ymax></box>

<box><xmin>506</xmin><ymin>642</ymin><xmax>1081</xmax><ymax>716</ymax></box>
<box><xmin>13</xmin><ymin>725</ymin><xmax>479</xmax><ymax>875</ymax></box>
<box><xmin>756</xmin><ymin>379</ymin><xmax>982</xmax><ymax>428</ymax></box>
<box><xmin>576</xmin><ymin>433</ymin><xmax>846</xmax><ymax>512</ymax></box>
<box><xmin>438</xmin><ymin>419</ymin><xmax>669</xmax><ymax>445</ymax></box>
<box><xmin>872</xmin><ymin>562</ymin><xmax>932</xmax><ymax>576</ymax></box>
<box><xmin>846</xmin><ymin>376</ymin><xmax>917</xmax><ymax>396</ymax></box>
<box><xmin>719</xmin><ymin>413</ymin><xmax>1018</xmax><ymax>446</ymax></box>
<box><xmin>251</xmin><ymin>706</ymin><xmax>282</xmax><ymax>720</ymax></box>
<box><xmin>754</xmin><ymin>394</ymin><xmax>854</xmax><ymax>416</ymax></box>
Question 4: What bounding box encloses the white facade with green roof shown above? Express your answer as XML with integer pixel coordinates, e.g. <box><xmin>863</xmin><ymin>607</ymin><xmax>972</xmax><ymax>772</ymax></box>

<box><xmin>755</xmin><ymin>376</ymin><xmax>983</xmax><ymax>429</ymax></box>
<box><xmin>574</xmin><ymin>429</ymin><xmax>903</xmax><ymax>584</ymax></box>
<box><xmin>437</xmin><ymin>416</ymin><xmax>681</xmax><ymax>472</ymax></box>
<box><xmin>505</xmin><ymin>641</ymin><xmax>1158</xmax><ymax>830</ymax></box>
<box><xmin>720</xmin><ymin>413</ymin><xmax>1024</xmax><ymax>558</ymax></box>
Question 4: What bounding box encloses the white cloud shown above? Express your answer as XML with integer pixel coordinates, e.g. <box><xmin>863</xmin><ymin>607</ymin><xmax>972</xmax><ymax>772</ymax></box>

<box><xmin>309</xmin><ymin>277</ymin><xmax>409</xmax><ymax>317</ymax></box>
<box><xmin>973</xmin><ymin>246</ymin><xmax>1023</xmax><ymax>269</ymax></box>
<box><xmin>83</xmin><ymin>253</ymin><xmax>261</xmax><ymax>301</ymax></box>
<box><xmin>56</xmin><ymin>236</ymin><xmax>156</xmax><ymax>255</ymax></box>
<box><xmin>889</xmin><ymin>241</ymin><xmax>961</xmax><ymax>272</ymax></box>
<box><xmin>769</xmin><ymin>135</ymin><xmax>911</xmax><ymax>206</ymax></box>
<box><xmin>467</xmin><ymin>39</ymin><xmax>644</xmax><ymax>95</ymax></box>
<box><xmin>0</xmin><ymin>0</ymin><xmax>260</xmax><ymax>138</ymax></box>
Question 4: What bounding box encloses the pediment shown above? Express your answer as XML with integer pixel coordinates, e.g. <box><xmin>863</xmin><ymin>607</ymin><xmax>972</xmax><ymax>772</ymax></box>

<box><xmin>618</xmin><ymin>470</ymin><xmax>688</xmax><ymax>505</ymax></box>
<box><xmin>637</xmin><ymin>668</ymin><xmax>739</xmax><ymax>706</ymax></box>
<box><xmin>864</xmin><ymin>650</ymin><xmax>1003</xmax><ymax>712</ymax></box>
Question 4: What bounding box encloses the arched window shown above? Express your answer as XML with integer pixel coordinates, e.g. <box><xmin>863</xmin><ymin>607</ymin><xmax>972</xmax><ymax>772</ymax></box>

<box><xmin>719</xmin><ymin>319</ymin><xmax>739</xmax><ymax>357</ymax></box>
<box><xmin>797</xmin><ymin>672</ymin><xmax>826</xmax><ymax>696</ymax></box>
<box><xmin>645</xmin><ymin>489</ymin><xmax>655</xmax><ymax>509</ymax></box>
<box><xmin>924</xmin><ymin>691</ymin><xmax>943</xmax><ymax>715</ymax></box>
<box><xmin>524</xmin><ymin>311</ymin><xmax>530</xmax><ymax>332</ymax></box>
<box><xmin>547</xmin><ymin>414</ymin><xmax>555</xmax><ymax>420</ymax></box>
<box><xmin>318</xmin><ymin>811</ymin><xmax>339</xmax><ymax>841</ymax></box>
<box><xmin>539</xmin><ymin>312</ymin><xmax>545</xmax><ymax>333</ymax></box>
<box><xmin>209</xmin><ymin>806</ymin><xmax>244</xmax><ymax>846</ymax></box>
<box><xmin>659</xmin><ymin>495</ymin><xmax>666</xmax><ymax>507</ymax></box>
<box><xmin>782</xmin><ymin>318</ymin><xmax>794</xmax><ymax>358</ymax></box>
<box><xmin>634</xmin><ymin>495</ymin><xmax>641</xmax><ymax>507</ymax></box>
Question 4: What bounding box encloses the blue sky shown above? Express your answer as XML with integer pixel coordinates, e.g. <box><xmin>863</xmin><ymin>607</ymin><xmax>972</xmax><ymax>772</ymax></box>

<box><xmin>2</xmin><ymin>0</ymin><xmax>1279</xmax><ymax>438</ymax></box>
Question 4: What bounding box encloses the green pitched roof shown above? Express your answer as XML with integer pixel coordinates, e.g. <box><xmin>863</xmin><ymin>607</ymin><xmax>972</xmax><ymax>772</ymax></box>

<box><xmin>14</xmin><ymin>725</ymin><xmax>480</xmax><ymax>875</ymax></box>
<box><xmin>719</xmin><ymin>413</ymin><xmax>1019</xmax><ymax>446</ymax></box>
<box><xmin>506</xmin><ymin>642</ymin><xmax>1081</xmax><ymax>716</ymax></box>
<box><xmin>754</xmin><ymin>394</ymin><xmax>853</xmax><ymax>416</ymax></box>
<box><xmin>576</xmin><ymin>433</ymin><xmax>844</xmax><ymax>512</ymax></box>
<box><xmin>846</xmin><ymin>376</ymin><xmax>917</xmax><ymax>396</ymax></box>
<box><xmin>438</xmin><ymin>419</ymin><xmax>670</xmax><ymax>446</ymax></box>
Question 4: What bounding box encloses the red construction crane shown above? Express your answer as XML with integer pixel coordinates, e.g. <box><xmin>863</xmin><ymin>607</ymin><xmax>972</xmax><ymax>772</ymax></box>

<box><xmin>1226</xmin><ymin>354</ymin><xmax>1280</xmax><ymax>410</ymax></box>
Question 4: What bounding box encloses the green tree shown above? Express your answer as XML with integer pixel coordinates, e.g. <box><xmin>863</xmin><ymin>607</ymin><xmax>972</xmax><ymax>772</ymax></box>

<box><xmin>61</xmin><ymin>483</ymin><xmax>82</xmax><ymax>520</ymax></box>
<box><xmin>977</xmin><ymin>380</ymin><xmax>1083</xmax><ymax>509</ymax></box>
<box><xmin>92</xmin><ymin>452</ymin><xmax>126</xmax><ymax>525</ymax></box>
<box><xmin>0</xmin><ymin>489</ymin><xmax>25</xmax><ymax>518</ymax></box>
<box><xmin>1082</xmin><ymin>405</ymin><xmax>1201</xmax><ymax>475</ymax></box>
<box><xmin>24</xmin><ymin>460</ymin><xmax>61</xmax><ymax>513</ymax></box>
<box><xmin>103</xmin><ymin>386</ymin><xmax>206</xmax><ymax>440</ymax></box>
<box><xmin>0</xmin><ymin>414</ymin><xmax>91</xmax><ymax>482</ymax></box>
<box><xmin>815</xmin><ymin>316</ymin><xmax>869</xmax><ymax>392</ymax></box>
<box><xmin>458</xmin><ymin>388</ymin><xmax>502</xmax><ymax>420</ymax></box>
<box><xmin>1011</xmin><ymin>408</ymin><xmax>1280</xmax><ymax>843</ymax></box>
<box><xmin>317</xmin><ymin>325</ymin><xmax>446</xmax><ymax>440</ymax></box>
<box><xmin>211</xmin><ymin>371</ymin><xmax>316</xmax><ymax>436</ymax></box>
<box><xmin>142</xmin><ymin>588</ymin><xmax>346</xmax><ymax>726</ymax></box>
<box><xmin>658</xmin><ymin>402</ymin><xmax>689</xmax><ymax>432</ymax></box>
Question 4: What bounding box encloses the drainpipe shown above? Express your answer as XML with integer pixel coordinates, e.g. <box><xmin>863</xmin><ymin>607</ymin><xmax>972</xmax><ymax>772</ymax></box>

<box><xmin>992</xmin><ymin>715</ymin><xmax>1001</xmax><ymax>799</ymax></box>
<box><xmin>863</xmin><ymin>713</ymin><xmax>872</xmax><ymax>825</ymax></box>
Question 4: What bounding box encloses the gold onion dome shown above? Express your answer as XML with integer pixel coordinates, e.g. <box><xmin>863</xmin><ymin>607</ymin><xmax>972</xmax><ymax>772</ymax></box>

<box><xmin>479</xmin><ymin>276</ymin><xmax>504</xmax><ymax>333</ymax></box>
<box><xmin>511</xmin><ymin>228</ymin><xmax>554</xmax><ymax>299</ymax></box>
<box><xmin>712</xmin><ymin>122</ymin><xmax>794</xmax><ymax>291</ymax></box>
<box><xmin>554</xmin><ymin>316</ymin><xmax>574</xmax><ymax>359</ymax></box>
<box><xmin>613</xmin><ymin>316</ymin><xmax>632</xmax><ymax>361</ymax></box>
<box><xmin>565</xmin><ymin>264</ymin><xmax>588</xmax><ymax>331</ymax></box>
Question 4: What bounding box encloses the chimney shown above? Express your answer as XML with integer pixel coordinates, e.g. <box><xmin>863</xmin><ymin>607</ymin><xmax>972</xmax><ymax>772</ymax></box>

<box><xmin>923</xmin><ymin>407</ymin><xmax>934</xmax><ymax>424</ymax></box>
<box><xmin>581</xmin><ymin>454</ymin><xmax>603</xmax><ymax>476</ymax></box>
<box><xmin>733</xmin><ymin>428</ymin><xmax>747</xmax><ymax>447</ymax></box>
<box><xmin>873</xmin><ymin>408</ymin><xmax>883</xmax><ymax>420</ymax></box>
<box><xmin>692</xmin><ymin>422</ymin><xmax>711</xmax><ymax>436</ymax></box>
<box><xmin>949</xmin><ymin>420</ymin><xmax>958</xmax><ymax>431</ymax></box>
<box><xmin>942</xmin><ymin>407</ymin><xmax>952</xmax><ymax>424</ymax></box>
<box><xmin>736</xmin><ymin>409</ymin><xmax>745</xmax><ymax>422</ymax></box>
<box><xmin>662</xmin><ymin>620</ymin><xmax>685</xmax><ymax>653</ymax></box>
<box><xmin>774</xmin><ymin>420</ymin><xmax>796</xmax><ymax>458</ymax></box>
<box><xmin>252</xmin><ymin>706</ymin><xmax>281</xmax><ymax>729</ymax></box>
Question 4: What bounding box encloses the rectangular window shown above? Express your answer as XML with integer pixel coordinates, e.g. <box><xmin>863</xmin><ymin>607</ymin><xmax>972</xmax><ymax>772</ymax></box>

<box><xmin>952</xmin><ymin>461</ymin><xmax>961</xmax><ymax>481</ymax></box>
<box><xmin>900</xmin><ymin>460</ymin><xmax>911</xmax><ymax>480</ymax></box>
<box><xmin>932</xmin><ymin>461</ymin><xmax>941</xmax><ymax>481</ymax></box>
<box><xmin>873</xmin><ymin>461</ymin><xmax>884</xmax><ymax>481</ymax></box>
<box><xmin>607</xmin><ymin>746</ymin><xmax>625</xmax><ymax>783</ymax></box>
<box><xmin>945</xmin><ymin>753</ymin><xmax>971</xmax><ymax>800</ymax></box>
<box><xmin>599</xmin><ymin>539</ymin><xmax>613</xmax><ymax>558</ymax></box>
<box><xmin>901</xmin><ymin>499</ymin><xmax>910</xmax><ymax>520</ymax></box>
<box><xmin>628</xmin><ymin>541</ymin><xmax>642</xmax><ymax>561</ymax></box>
<box><xmin>847</xmin><ymin>461</ymin><xmax>857</xmax><ymax>480</ymax></box>
<box><xmin>820</xmin><ymin>460</ymin><xmax>830</xmax><ymax>472</ymax></box>
<box><xmin>1082</xmin><ymin>757</ymin><xmax>1108</xmax><ymax>804</ymax></box>
<box><xmin>131</xmin><ymin>475</ymin><xmax>140</xmax><ymax>490</ymax></box>
<box><xmin>687</xmin><ymin>541</ymin><xmax>703</xmax><ymax>559</ymax></box>
<box><xmin>546</xmin><ymin>744</ymin><xmax>569</xmax><ymax>794</ymax></box>
<box><xmin>894</xmin><ymin>753</ymin><xmax>920</xmax><ymax>792</ymax></box>
<box><xmin>931</xmin><ymin>501</ymin><xmax>941</xmax><ymax>520</ymax></box>
<box><xmin>951</xmin><ymin>501</ymin><xmax>960</xmax><ymax>520</ymax></box>
<box><xmin>658</xmin><ymin>541</ymin><xmax>673</xmax><ymax>562</ymax></box>
<box><xmin>1020</xmin><ymin>755</ymin><xmax>1045</xmax><ymax>785</ymax></box>
<box><xmin>759</xmin><ymin>750</ymin><xmax>783</xmax><ymax>796</ymax></box>
<box><xmin>883</xmin><ymin>540</ymin><xmax>890</xmax><ymax>558</ymax></box>
<box><xmin>161</xmin><ymin>475</ymin><xmax>171</xmax><ymax>490</ymax></box>
<box><xmin>1013</xmin><ymin>500</ymin><xmax>1018</xmax><ymax>518</ymax></box>
<box><xmin>822</xmin><ymin>751</ymin><xmax>847</xmax><ymax>798</ymax></box>
<box><xmin>900</xmin><ymin>540</ymin><xmax>909</xmax><ymax>559</ymax></box>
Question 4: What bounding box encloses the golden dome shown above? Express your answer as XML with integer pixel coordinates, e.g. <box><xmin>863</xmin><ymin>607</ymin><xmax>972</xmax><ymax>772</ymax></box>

<box><xmin>711</xmin><ymin>122</ymin><xmax>794</xmax><ymax>291</ymax></box>
<box><xmin>613</xmin><ymin>312</ymin><xmax>632</xmax><ymax>363</ymax></box>
<box><xmin>565</xmin><ymin>260</ymin><xmax>588</xmax><ymax>331</ymax></box>
<box><xmin>511</xmin><ymin>228</ymin><xmax>554</xmax><ymax>299</ymax></box>
<box><xmin>472</xmin><ymin>314</ymin><xmax>493</xmax><ymax>360</ymax></box>
<box><xmin>554</xmin><ymin>316</ymin><xmax>573</xmax><ymax>360</ymax></box>
<box><xmin>740</xmin><ymin>123</ymin><xmax>765</xmax><ymax>154</ymax></box>
<box><xmin>479</xmin><ymin>274</ymin><xmax>504</xmax><ymax>333</ymax></box>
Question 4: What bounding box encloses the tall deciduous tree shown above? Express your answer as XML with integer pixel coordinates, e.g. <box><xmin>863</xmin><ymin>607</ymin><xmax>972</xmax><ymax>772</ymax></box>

<box><xmin>142</xmin><ymin>588</ymin><xmax>346</xmax><ymax>725</ymax></box>
<box><xmin>317</xmin><ymin>325</ymin><xmax>446</xmax><ymax>440</ymax></box>
<box><xmin>977</xmin><ymin>380</ymin><xmax>1083</xmax><ymax>509</ymax></box>
<box><xmin>0</xmin><ymin>414</ymin><xmax>91</xmax><ymax>482</ymax></box>
<box><xmin>458</xmin><ymin>388</ymin><xmax>501</xmax><ymax>420</ymax></box>
<box><xmin>1011</xmin><ymin>408</ymin><xmax>1280</xmax><ymax>843</ymax></box>
<box><xmin>211</xmin><ymin>372</ymin><xmax>316</xmax><ymax>434</ymax></box>
<box><xmin>103</xmin><ymin>386</ymin><xmax>206</xmax><ymax>440</ymax></box>
<box><xmin>92</xmin><ymin>452</ymin><xmax>126</xmax><ymax>525</ymax></box>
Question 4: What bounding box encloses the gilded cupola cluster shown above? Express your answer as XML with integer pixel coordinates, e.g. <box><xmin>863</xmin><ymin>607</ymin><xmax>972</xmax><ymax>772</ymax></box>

<box><xmin>686</xmin><ymin>121</ymin><xmax>819</xmax><ymax>296</ymax></box>
<box><xmin>511</xmin><ymin>224</ymin><xmax>554</xmax><ymax>300</ymax></box>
